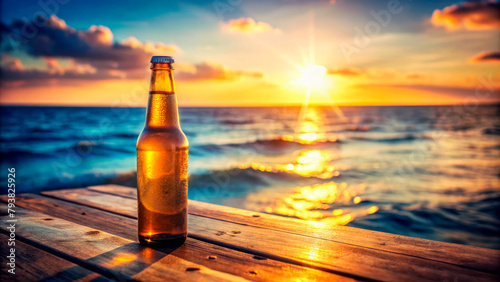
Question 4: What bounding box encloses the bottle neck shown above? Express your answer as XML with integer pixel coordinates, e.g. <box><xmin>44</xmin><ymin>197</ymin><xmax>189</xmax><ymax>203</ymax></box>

<box><xmin>145</xmin><ymin>63</ymin><xmax>179</xmax><ymax>128</ymax></box>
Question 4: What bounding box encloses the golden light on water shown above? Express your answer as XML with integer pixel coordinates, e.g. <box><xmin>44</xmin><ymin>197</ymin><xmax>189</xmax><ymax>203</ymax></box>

<box><xmin>332</xmin><ymin>209</ymin><xmax>344</xmax><ymax>216</ymax></box>
<box><xmin>247</xmin><ymin>181</ymin><xmax>378</xmax><ymax>225</ymax></box>
<box><xmin>280</xmin><ymin>134</ymin><xmax>337</xmax><ymax>145</ymax></box>
<box><xmin>241</xmin><ymin>141</ymin><xmax>379</xmax><ymax>225</ymax></box>
<box><xmin>367</xmin><ymin>206</ymin><xmax>379</xmax><ymax>214</ymax></box>
<box><xmin>299</xmin><ymin>132</ymin><xmax>318</xmax><ymax>143</ymax></box>
<box><xmin>239</xmin><ymin>149</ymin><xmax>338</xmax><ymax>179</ymax></box>
<box><xmin>237</xmin><ymin>21</ymin><xmax>378</xmax><ymax>226</ymax></box>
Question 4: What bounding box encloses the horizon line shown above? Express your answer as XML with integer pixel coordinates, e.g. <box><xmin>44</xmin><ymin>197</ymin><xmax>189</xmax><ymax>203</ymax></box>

<box><xmin>1</xmin><ymin>102</ymin><xmax>499</xmax><ymax>108</ymax></box>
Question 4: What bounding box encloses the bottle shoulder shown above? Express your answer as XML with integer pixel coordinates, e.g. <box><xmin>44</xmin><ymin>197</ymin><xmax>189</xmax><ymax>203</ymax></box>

<box><xmin>137</xmin><ymin>126</ymin><xmax>189</xmax><ymax>150</ymax></box>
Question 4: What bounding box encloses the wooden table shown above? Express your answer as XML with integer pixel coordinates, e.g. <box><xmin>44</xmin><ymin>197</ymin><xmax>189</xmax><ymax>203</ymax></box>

<box><xmin>1</xmin><ymin>184</ymin><xmax>499</xmax><ymax>281</ymax></box>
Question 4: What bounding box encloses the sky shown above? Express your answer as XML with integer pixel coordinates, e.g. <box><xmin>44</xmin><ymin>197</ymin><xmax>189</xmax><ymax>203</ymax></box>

<box><xmin>0</xmin><ymin>0</ymin><xmax>499</xmax><ymax>106</ymax></box>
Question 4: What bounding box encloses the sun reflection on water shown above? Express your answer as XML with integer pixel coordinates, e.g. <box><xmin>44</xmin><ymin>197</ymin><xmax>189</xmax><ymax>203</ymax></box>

<box><xmin>240</xmin><ymin>145</ymin><xmax>379</xmax><ymax>225</ymax></box>
<box><xmin>239</xmin><ymin>149</ymin><xmax>339</xmax><ymax>179</ymax></box>
<box><xmin>248</xmin><ymin>181</ymin><xmax>379</xmax><ymax>225</ymax></box>
<box><xmin>299</xmin><ymin>132</ymin><xmax>318</xmax><ymax>143</ymax></box>
<box><xmin>264</xmin><ymin>182</ymin><xmax>364</xmax><ymax>220</ymax></box>
<box><xmin>242</xmin><ymin>105</ymin><xmax>378</xmax><ymax>226</ymax></box>
<box><xmin>280</xmin><ymin>133</ymin><xmax>337</xmax><ymax>144</ymax></box>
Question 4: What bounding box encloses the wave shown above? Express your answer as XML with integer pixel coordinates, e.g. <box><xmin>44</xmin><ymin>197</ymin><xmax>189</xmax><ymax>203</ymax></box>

<box><xmin>108</xmin><ymin>166</ymin><xmax>331</xmax><ymax>197</ymax></box>
<box><xmin>59</xmin><ymin>141</ymin><xmax>135</xmax><ymax>155</ymax></box>
<box><xmin>2</xmin><ymin>141</ymin><xmax>134</xmax><ymax>162</ymax></box>
<box><xmin>343</xmin><ymin>125</ymin><xmax>371</xmax><ymax>132</ymax></box>
<box><xmin>350</xmin><ymin>197</ymin><xmax>500</xmax><ymax>248</ymax></box>
<box><xmin>220</xmin><ymin>119</ymin><xmax>254</xmax><ymax>125</ymax></box>
<box><xmin>483</xmin><ymin>127</ymin><xmax>500</xmax><ymax>135</ymax></box>
<box><xmin>198</xmin><ymin>137</ymin><xmax>340</xmax><ymax>153</ymax></box>
<box><xmin>28</xmin><ymin>126</ymin><xmax>56</xmax><ymax>133</ymax></box>
<box><xmin>0</xmin><ymin>134</ymin><xmax>77</xmax><ymax>143</ymax></box>
<box><xmin>193</xmin><ymin>134</ymin><xmax>431</xmax><ymax>156</ymax></box>
<box><xmin>0</xmin><ymin>150</ymin><xmax>51</xmax><ymax>161</ymax></box>
<box><xmin>346</xmin><ymin>134</ymin><xmax>430</xmax><ymax>143</ymax></box>
<box><xmin>112</xmin><ymin>132</ymin><xmax>139</xmax><ymax>138</ymax></box>
<box><xmin>111</xmin><ymin>130</ymin><xmax>198</xmax><ymax>138</ymax></box>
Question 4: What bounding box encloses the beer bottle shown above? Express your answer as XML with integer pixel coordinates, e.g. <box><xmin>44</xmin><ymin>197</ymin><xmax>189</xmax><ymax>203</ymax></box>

<box><xmin>137</xmin><ymin>56</ymin><xmax>189</xmax><ymax>246</ymax></box>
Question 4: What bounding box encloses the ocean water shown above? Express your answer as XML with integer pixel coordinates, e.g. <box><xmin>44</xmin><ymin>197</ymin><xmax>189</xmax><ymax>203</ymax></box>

<box><xmin>1</xmin><ymin>105</ymin><xmax>499</xmax><ymax>249</ymax></box>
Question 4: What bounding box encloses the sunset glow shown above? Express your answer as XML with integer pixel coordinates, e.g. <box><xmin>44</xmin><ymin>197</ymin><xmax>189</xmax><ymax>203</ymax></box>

<box><xmin>296</xmin><ymin>65</ymin><xmax>328</xmax><ymax>90</ymax></box>
<box><xmin>1</xmin><ymin>3</ymin><xmax>500</xmax><ymax>278</ymax></box>
<box><xmin>0</xmin><ymin>1</ymin><xmax>498</xmax><ymax>106</ymax></box>
<box><xmin>299</xmin><ymin>132</ymin><xmax>318</xmax><ymax>143</ymax></box>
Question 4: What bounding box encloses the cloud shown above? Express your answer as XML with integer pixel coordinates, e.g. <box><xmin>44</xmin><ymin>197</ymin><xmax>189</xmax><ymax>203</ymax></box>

<box><xmin>1</xmin><ymin>15</ymin><xmax>181</xmax><ymax>80</ymax></box>
<box><xmin>470</xmin><ymin>51</ymin><xmax>500</xmax><ymax>63</ymax></box>
<box><xmin>431</xmin><ymin>0</ymin><xmax>500</xmax><ymax>30</ymax></box>
<box><xmin>359</xmin><ymin>83</ymin><xmax>499</xmax><ymax>99</ymax></box>
<box><xmin>327</xmin><ymin>67</ymin><xmax>404</xmax><ymax>79</ymax></box>
<box><xmin>1</xmin><ymin>55</ymin><xmax>24</xmax><ymax>71</ymax></box>
<box><xmin>0</xmin><ymin>55</ymin><xmax>126</xmax><ymax>87</ymax></box>
<box><xmin>176</xmin><ymin>62</ymin><xmax>263</xmax><ymax>81</ymax></box>
<box><xmin>0</xmin><ymin>56</ymin><xmax>262</xmax><ymax>86</ymax></box>
<box><xmin>221</xmin><ymin>17</ymin><xmax>281</xmax><ymax>34</ymax></box>
<box><xmin>394</xmin><ymin>84</ymin><xmax>500</xmax><ymax>99</ymax></box>
<box><xmin>406</xmin><ymin>73</ymin><xmax>425</xmax><ymax>79</ymax></box>
<box><xmin>327</xmin><ymin>67</ymin><xmax>434</xmax><ymax>82</ymax></box>
<box><xmin>1</xmin><ymin>15</ymin><xmax>264</xmax><ymax>85</ymax></box>
<box><xmin>327</xmin><ymin>67</ymin><xmax>363</xmax><ymax>76</ymax></box>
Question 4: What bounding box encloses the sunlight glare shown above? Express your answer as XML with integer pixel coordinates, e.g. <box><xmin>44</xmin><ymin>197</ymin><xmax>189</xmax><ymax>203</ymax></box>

<box><xmin>113</xmin><ymin>255</ymin><xmax>137</xmax><ymax>265</ymax></box>
<box><xmin>297</xmin><ymin>65</ymin><xmax>327</xmax><ymax>89</ymax></box>
<box><xmin>299</xmin><ymin>132</ymin><xmax>318</xmax><ymax>142</ymax></box>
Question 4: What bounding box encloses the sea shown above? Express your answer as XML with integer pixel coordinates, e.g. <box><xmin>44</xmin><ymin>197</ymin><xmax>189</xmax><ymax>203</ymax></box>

<box><xmin>1</xmin><ymin>105</ymin><xmax>499</xmax><ymax>249</ymax></box>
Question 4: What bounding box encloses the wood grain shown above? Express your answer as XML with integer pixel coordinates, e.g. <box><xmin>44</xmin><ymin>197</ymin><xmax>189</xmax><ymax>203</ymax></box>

<box><xmin>41</xmin><ymin>189</ymin><xmax>500</xmax><ymax>282</ymax></box>
<box><xmin>2</xmin><ymin>194</ymin><xmax>357</xmax><ymax>282</ymax></box>
<box><xmin>86</xmin><ymin>184</ymin><xmax>500</xmax><ymax>274</ymax></box>
<box><xmin>0</xmin><ymin>203</ymin><xmax>250</xmax><ymax>282</ymax></box>
<box><xmin>0</xmin><ymin>233</ymin><xmax>110</xmax><ymax>281</ymax></box>
<box><xmin>88</xmin><ymin>184</ymin><xmax>137</xmax><ymax>199</ymax></box>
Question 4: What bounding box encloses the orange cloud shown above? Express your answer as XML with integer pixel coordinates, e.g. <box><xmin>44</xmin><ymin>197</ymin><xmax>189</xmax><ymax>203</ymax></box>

<box><xmin>470</xmin><ymin>51</ymin><xmax>500</xmax><ymax>63</ymax></box>
<box><xmin>0</xmin><ymin>55</ymin><xmax>127</xmax><ymax>88</ymax></box>
<box><xmin>1</xmin><ymin>57</ymin><xmax>262</xmax><ymax>86</ymax></box>
<box><xmin>221</xmin><ymin>17</ymin><xmax>281</xmax><ymax>34</ymax></box>
<box><xmin>1</xmin><ymin>55</ymin><xmax>24</xmax><ymax>71</ymax></box>
<box><xmin>431</xmin><ymin>1</ymin><xmax>500</xmax><ymax>30</ymax></box>
<box><xmin>327</xmin><ymin>67</ymin><xmax>363</xmax><ymax>76</ymax></box>
<box><xmin>406</xmin><ymin>73</ymin><xmax>425</xmax><ymax>79</ymax></box>
<box><xmin>176</xmin><ymin>62</ymin><xmax>263</xmax><ymax>81</ymax></box>
<box><xmin>120</xmin><ymin>36</ymin><xmax>181</xmax><ymax>55</ymax></box>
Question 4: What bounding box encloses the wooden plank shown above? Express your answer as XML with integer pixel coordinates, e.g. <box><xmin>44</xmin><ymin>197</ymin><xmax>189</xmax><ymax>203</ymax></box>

<box><xmin>88</xmin><ymin>184</ymin><xmax>136</xmax><ymax>199</ymax></box>
<box><xmin>41</xmin><ymin>189</ymin><xmax>500</xmax><ymax>282</ymax></box>
<box><xmin>0</xmin><ymin>233</ymin><xmax>110</xmax><ymax>281</ymax></box>
<box><xmin>48</xmin><ymin>188</ymin><xmax>137</xmax><ymax>218</ymax></box>
<box><xmin>87</xmin><ymin>184</ymin><xmax>500</xmax><ymax>274</ymax></box>
<box><xmin>0</xmin><ymin>203</ymin><xmax>250</xmax><ymax>282</ymax></box>
<box><xmin>4</xmin><ymin>194</ymin><xmax>357</xmax><ymax>282</ymax></box>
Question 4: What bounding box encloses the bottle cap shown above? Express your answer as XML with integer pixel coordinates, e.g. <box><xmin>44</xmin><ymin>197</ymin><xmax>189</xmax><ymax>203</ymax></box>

<box><xmin>150</xmin><ymin>56</ymin><xmax>174</xmax><ymax>63</ymax></box>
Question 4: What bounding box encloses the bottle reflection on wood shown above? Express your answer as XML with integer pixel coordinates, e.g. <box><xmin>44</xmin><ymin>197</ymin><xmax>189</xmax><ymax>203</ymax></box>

<box><xmin>136</xmin><ymin>56</ymin><xmax>189</xmax><ymax>246</ymax></box>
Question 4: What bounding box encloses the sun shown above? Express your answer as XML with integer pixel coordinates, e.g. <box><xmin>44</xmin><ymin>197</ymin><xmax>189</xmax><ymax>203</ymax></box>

<box><xmin>296</xmin><ymin>64</ymin><xmax>328</xmax><ymax>89</ymax></box>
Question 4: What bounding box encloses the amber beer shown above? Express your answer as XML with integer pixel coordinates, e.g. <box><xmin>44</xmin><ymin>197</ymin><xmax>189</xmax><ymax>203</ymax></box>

<box><xmin>137</xmin><ymin>56</ymin><xmax>189</xmax><ymax>246</ymax></box>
